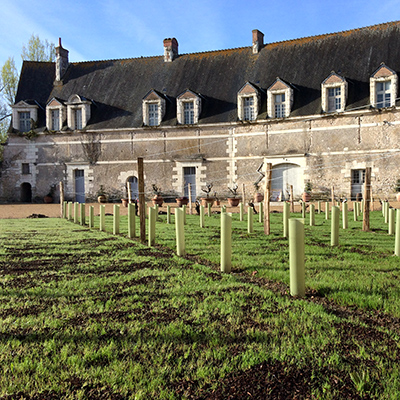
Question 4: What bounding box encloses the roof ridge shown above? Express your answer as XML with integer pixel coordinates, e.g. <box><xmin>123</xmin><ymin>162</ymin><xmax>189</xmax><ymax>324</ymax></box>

<box><xmin>68</xmin><ymin>20</ymin><xmax>400</xmax><ymax>65</ymax></box>
<box><xmin>266</xmin><ymin>20</ymin><xmax>400</xmax><ymax>47</ymax></box>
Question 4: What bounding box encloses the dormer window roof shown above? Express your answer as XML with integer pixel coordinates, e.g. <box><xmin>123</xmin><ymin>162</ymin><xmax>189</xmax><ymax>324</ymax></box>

<box><xmin>370</xmin><ymin>63</ymin><xmax>398</xmax><ymax>108</ymax></box>
<box><xmin>267</xmin><ymin>78</ymin><xmax>293</xmax><ymax>119</ymax></box>
<box><xmin>46</xmin><ymin>97</ymin><xmax>66</xmax><ymax>131</ymax></box>
<box><xmin>65</xmin><ymin>94</ymin><xmax>92</xmax><ymax>130</ymax></box>
<box><xmin>237</xmin><ymin>82</ymin><xmax>260</xmax><ymax>121</ymax></box>
<box><xmin>11</xmin><ymin>100</ymin><xmax>40</xmax><ymax>132</ymax></box>
<box><xmin>321</xmin><ymin>71</ymin><xmax>348</xmax><ymax>113</ymax></box>
<box><xmin>142</xmin><ymin>90</ymin><xmax>166</xmax><ymax>126</ymax></box>
<box><xmin>177</xmin><ymin>89</ymin><xmax>202</xmax><ymax>125</ymax></box>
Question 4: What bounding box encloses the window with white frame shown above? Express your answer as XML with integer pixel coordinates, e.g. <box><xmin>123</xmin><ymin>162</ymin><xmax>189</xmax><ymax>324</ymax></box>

<box><xmin>74</xmin><ymin>108</ymin><xmax>83</xmax><ymax>130</ymax></box>
<box><xmin>148</xmin><ymin>103</ymin><xmax>159</xmax><ymax>126</ymax></box>
<box><xmin>328</xmin><ymin>87</ymin><xmax>341</xmax><ymax>111</ymax></box>
<box><xmin>274</xmin><ymin>94</ymin><xmax>286</xmax><ymax>118</ymax></box>
<box><xmin>19</xmin><ymin>112</ymin><xmax>31</xmax><ymax>132</ymax></box>
<box><xmin>243</xmin><ymin>97</ymin><xmax>255</xmax><ymax>121</ymax></box>
<box><xmin>267</xmin><ymin>78</ymin><xmax>293</xmax><ymax>119</ymax></box>
<box><xmin>177</xmin><ymin>90</ymin><xmax>201</xmax><ymax>125</ymax></box>
<box><xmin>370</xmin><ymin>64</ymin><xmax>398</xmax><ymax>109</ymax></box>
<box><xmin>51</xmin><ymin>109</ymin><xmax>60</xmax><ymax>131</ymax></box>
<box><xmin>321</xmin><ymin>72</ymin><xmax>347</xmax><ymax>113</ymax></box>
<box><xmin>142</xmin><ymin>90</ymin><xmax>166</xmax><ymax>126</ymax></box>
<box><xmin>237</xmin><ymin>82</ymin><xmax>260</xmax><ymax>121</ymax></box>
<box><xmin>376</xmin><ymin>81</ymin><xmax>392</xmax><ymax>108</ymax></box>
<box><xmin>184</xmin><ymin>102</ymin><xmax>194</xmax><ymax>124</ymax></box>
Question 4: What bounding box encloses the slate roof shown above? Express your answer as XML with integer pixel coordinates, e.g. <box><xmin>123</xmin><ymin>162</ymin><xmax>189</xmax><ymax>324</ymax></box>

<box><xmin>15</xmin><ymin>21</ymin><xmax>400</xmax><ymax>131</ymax></box>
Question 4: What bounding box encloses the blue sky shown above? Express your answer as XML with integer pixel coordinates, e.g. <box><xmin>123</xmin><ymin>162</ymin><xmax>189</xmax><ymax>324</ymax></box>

<box><xmin>1</xmin><ymin>0</ymin><xmax>400</xmax><ymax>70</ymax></box>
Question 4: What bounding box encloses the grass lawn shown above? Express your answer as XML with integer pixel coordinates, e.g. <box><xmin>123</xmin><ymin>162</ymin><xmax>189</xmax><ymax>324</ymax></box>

<box><xmin>0</xmin><ymin>208</ymin><xmax>400</xmax><ymax>399</ymax></box>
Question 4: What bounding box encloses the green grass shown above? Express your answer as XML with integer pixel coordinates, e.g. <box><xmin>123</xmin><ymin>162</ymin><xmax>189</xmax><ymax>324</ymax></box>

<box><xmin>0</xmin><ymin>209</ymin><xmax>400</xmax><ymax>398</ymax></box>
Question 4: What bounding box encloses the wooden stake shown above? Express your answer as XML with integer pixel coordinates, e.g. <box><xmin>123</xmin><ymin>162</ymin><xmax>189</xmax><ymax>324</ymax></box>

<box><xmin>241</xmin><ymin>183</ymin><xmax>246</xmax><ymax>206</ymax></box>
<box><xmin>331</xmin><ymin>185</ymin><xmax>335</xmax><ymax>208</ymax></box>
<box><xmin>264</xmin><ymin>162</ymin><xmax>272</xmax><ymax>235</ymax></box>
<box><xmin>362</xmin><ymin>167</ymin><xmax>371</xmax><ymax>232</ymax></box>
<box><xmin>138</xmin><ymin>157</ymin><xmax>146</xmax><ymax>243</ymax></box>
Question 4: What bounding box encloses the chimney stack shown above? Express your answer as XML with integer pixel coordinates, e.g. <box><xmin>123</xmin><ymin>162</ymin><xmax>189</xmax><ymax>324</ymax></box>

<box><xmin>55</xmin><ymin>38</ymin><xmax>69</xmax><ymax>83</ymax></box>
<box><xmin>163</xmin><ymin>38</ymin><xmax>178</xmax><ymax>62</ymax></box>
<box><xmin>252</xmin><ymin>29</ymin><xmax>264</xmax><ymax>54</ymax></box>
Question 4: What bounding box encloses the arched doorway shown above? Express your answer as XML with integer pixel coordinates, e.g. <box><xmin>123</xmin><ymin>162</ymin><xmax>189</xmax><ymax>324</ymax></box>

<box><xmin>21</xmin><ymin>182</ymin><xmax>32</xmax><ymax>202</ymax></box>
<box><xmin>127</xmin><ymin>176</ymin><xmax>139</xmax><ymax>200</ymax></box>
<box><xmin>271</xmin><ymin>163</ymin><xmax>302</xmax><ymax>200</ymax></box>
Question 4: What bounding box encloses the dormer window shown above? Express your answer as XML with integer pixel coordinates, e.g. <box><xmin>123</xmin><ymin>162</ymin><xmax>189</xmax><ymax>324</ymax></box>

<box><xmin>46</xmin><ymin>98</ymin><xmax>66</xmax><ymax>131</ymax></box>
<box><xmin>370</xmin><ymin>63</ymin><xmax>398</xmax><ymax>109</ymax></box>
<box><xmin>142</xmin><ymin>90</ymin><xmax>166</xmax><ymax>126</ymax></box>
<box><xmin>321</xmin><ymin>72</ymin><xmax>347</xmax><ymax>113</ymax></box>
<box><xmin>11</xmin><ymin>100</ymin><xmax>39</xmax><ymax>132</ymax></box>
<box><xmin>177</xmin><ymin>90</ymin><xmax>201</xmax><ymax>125</ymax></box>
<box><xmin>237</xmin><ymin>82</ymin><xmax>260</xmax><ymax>121</ymax></box>
<box><xmin>267</xmin><ymin>78</ymin><xmax>293</xmax><ymax>118</ymax></box>
<box><xmin>66</xmin><ymin>94</ymin><xmax>91</xmax><ymax>130</ymax></box>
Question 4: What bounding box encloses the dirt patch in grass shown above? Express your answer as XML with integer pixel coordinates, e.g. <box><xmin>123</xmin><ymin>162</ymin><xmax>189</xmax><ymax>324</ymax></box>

<box><xmin>177</xmin><ymin>359</ymin><xmax>365</xmax><ymax>400</ymax></box>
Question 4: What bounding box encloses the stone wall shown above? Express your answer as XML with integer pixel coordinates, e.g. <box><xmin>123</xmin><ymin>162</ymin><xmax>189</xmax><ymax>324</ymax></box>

<box><xmin>2</xmin><ymin>106</ymin><xmax>400</xmax><ymax>203</ymax></box>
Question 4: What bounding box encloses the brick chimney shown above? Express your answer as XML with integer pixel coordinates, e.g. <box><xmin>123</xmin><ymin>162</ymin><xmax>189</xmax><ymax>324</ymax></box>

<box><xmin>252</xmin><ymin>29</ymin><xmax>264</xmax><ymax>54</ymax></box>
<box><xmin>55</xmin><ymin>38</ymin><xmax>69</xmax><ymax>83</ymax></box>
<box><xmin>163</xmin><ymin>38</ymin><xmax>178</xmax><ymax>62</ymax></box>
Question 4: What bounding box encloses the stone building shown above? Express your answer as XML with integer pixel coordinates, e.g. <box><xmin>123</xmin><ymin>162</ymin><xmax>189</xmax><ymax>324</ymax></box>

<box><xmin>2</xmin><ymin>21</ymin><xmax>400</xmax><ymax>203</ymax></box>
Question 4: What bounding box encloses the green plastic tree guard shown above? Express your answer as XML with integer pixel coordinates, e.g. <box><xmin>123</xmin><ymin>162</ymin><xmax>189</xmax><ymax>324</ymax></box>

<box><xmin>395</xmin><ymin>209</ymin><xmax>400</xmax><ymax>256</ymax></box>
<box><xmin>200</xmin><ymin>205</ymin><xmax>205</xmax><ymax>228</ymax></box>
<box><xmin>128</xmin><ymin>203</ymin><xmax>136</xmax><ymax>238</ymax></box>
<box><xmin>283</xmin><ymin>202</ymin><xmax>290</xmax><ymax>238</ymax></box>
<box><xmin>175</xmin><ymin>207</ymin><xmax>185</xmax><ymax>256</ymax></box>
<box><xmin>317</xmin><ymin>200</ymin><xmax>321</xmax><ymax>214</ymax></box>
<box><xmin>167</xmin><ymin>205</ymin><xmax>171</xmax><ymax>224</ymax></box>
<box><xmin>354</xmin><ymin>203</ymin><xmax>358</xmax><ymax>221</ymax></box>
<box><xmin>100</xmin><ymin>205</ymin><xmax>105</xmax><ymax>232</ymax></box>
<box><xmin>360</xmin><ymin>200</ymin><xmax>364</xmax><ymax>216</ymax></box>
<box><xmin>247</xmin><ymin>206</ymin><xmax>253</xmax><ymax>233</ymax></box>
<box><xmin>239</xmin><ymin>202</ymin><xmax>244</xmax><ymax>221</ymax></box>
<box><xmin>389</xmin><ymin>208</ymin><xmax>395</xmax><ymax>235</ymax></box>
<box><xmin>342</xmin><ymin>202</ymin><xmax>348</xmax><ymax>229</ymax></box>
<box><xmin>385</xmin><ymin>202</ymin><xmax>389</xmax><ymax>224</ymax></box>
<box><xmin>259</xmin><ymin>202</ymin><xmax>263</xmax><ymax>223</ymax></box>
<box><xmin>73</xmin><ymin>202</ymin><xmax>78</xmax><ymax>224</ymax></box>
<box><xmin>208</xmin><ymin>202</ymin><xmax>211</xmax><ymax>217</ymax></box>
<box><xmin>89</xmin><ymin>206</ymin><xmax>94</xmax><ymax>228</ymax></box>
<box><xmin>325</xmin><ymin>202</ymin><xmax>329</xmax><ymax>220</ymax></box>
<box><xmin>331</xmin><ymin>205</ymin><xmax>339</xmax><ymax>246</ymax></box>
<box><xmin>221</xmin><ymin>212</ymin><xmax>232</xmax><ymax>273</ymax></box>
<box><xmin>309</xmin><ymin>203</ymin><xmax>315</xmax><ymax>226</ymax></box>
<box><xmin>113</xmin><ymin>205</ymin><xmax>120</xmax><ymax>235</ymax></box>
<box><xmin>302</xmin><ymin>201</ymin><xmax>306</xmax><ymax>218</ymax></box>
<box><xmin>289</xmin><ymin>218</ymin><xmax>305</xmax><ymax>297</ymax></box>
<box><xmin>80</xmin><ymin>203</ymin><xmax>85</xmax><ymax>226</ymax></box>
<box><xmin>148</xmin><ymin>207</ymin><xmax>156</xmax><ymax>246</ymax></box>
<box><xmin>182</xmin><ymin>205</ymin><xmax>187</xmax><ymax>225</ymax></box>
<box><xmin>68</xmin><ymin>202</ymin><xmax>72</xmax><ymax>221</ymax></box>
